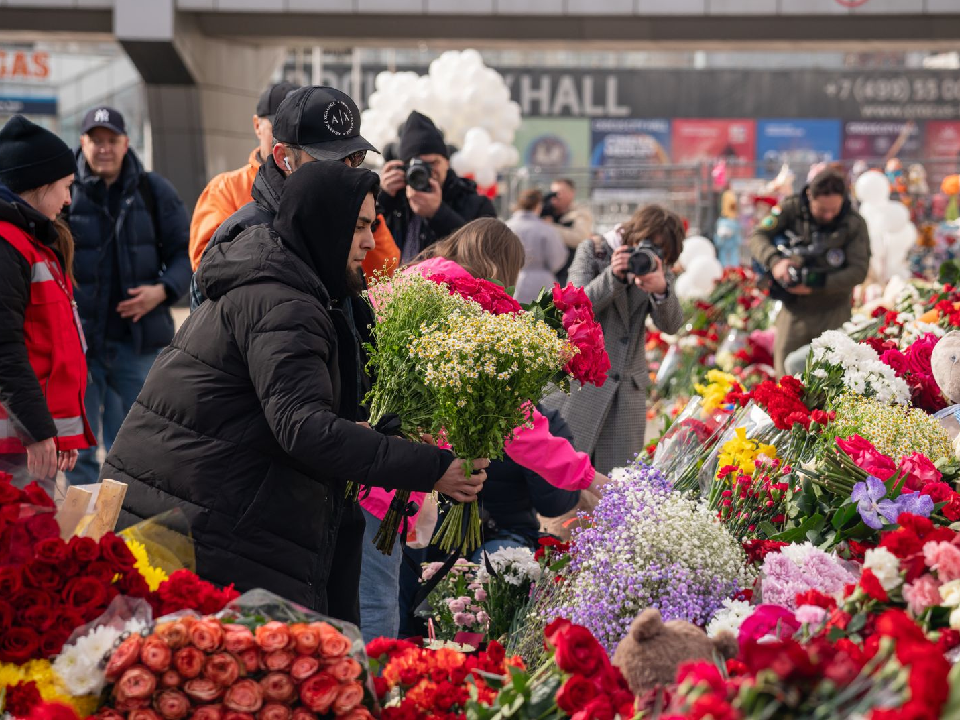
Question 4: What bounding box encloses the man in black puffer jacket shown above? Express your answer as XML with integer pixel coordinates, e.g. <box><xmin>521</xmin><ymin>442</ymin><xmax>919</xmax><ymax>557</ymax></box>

<box><xmin>379</xmin><ymin>111</ymin><xmax>496</xmax><ymax>262</ymax></box>
<box><xmin>66</xmin><ymin>106</ymin><xmax>191</xmax><ymax>485</ymax></box>
<box><xmin>107</xmin><ymin>161</ymin><xmax>487</xmax><ymax>621</ymax></box>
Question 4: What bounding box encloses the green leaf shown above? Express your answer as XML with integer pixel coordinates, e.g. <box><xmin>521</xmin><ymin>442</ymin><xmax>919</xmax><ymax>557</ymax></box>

<box><xmin>847</xmin><ymin>613</ymin><xmax>867</xmax><ymax>634</ymax></box>
<box><xmin>831</xmin><ymin>503</ymin><xmax>860</xmax><ymax>531</ymax></box>
<box><xmin>772</xmin><ymin>513</ymin><xmax>824</xmax><ymax>543</ymax></box>
<box><xmin>758</xmin><ymin>520</ymin><xmax>778</xmax><ymax>538</ymax></box>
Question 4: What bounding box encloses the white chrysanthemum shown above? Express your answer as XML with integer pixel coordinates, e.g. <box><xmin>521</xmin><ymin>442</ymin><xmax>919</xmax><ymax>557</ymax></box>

<box><xmin>478</xmin><ymin>546</ymin><xmax>542</xmax><ymax>585</ymax></box>
<box><xmin>706</xmin><ymin>598</ymin><xmax>753</xmax><ymax>638</ymax></box>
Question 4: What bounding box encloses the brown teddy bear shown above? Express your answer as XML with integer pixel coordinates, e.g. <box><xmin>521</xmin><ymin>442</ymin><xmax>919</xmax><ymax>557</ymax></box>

<box><xmin>611</xmin><ymin>608</ymin><xmax>739</xmax><ymax>696</ymax></box>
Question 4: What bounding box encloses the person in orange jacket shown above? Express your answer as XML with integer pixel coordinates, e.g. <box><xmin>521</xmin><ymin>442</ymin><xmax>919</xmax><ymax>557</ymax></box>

<box><xmin>188</xmin><ymin>81</ymin><xmax>299</xmax><ymax>271</ymax></box>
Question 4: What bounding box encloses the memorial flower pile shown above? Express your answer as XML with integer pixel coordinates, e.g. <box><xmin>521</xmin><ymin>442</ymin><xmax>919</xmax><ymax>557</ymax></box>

<box><xmin>803</xmin><ymin>331</ymin><xmax>911</xmax><ymax>408</ymax></box>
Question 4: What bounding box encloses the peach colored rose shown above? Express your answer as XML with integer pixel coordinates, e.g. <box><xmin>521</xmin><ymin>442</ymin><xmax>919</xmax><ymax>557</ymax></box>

<box><xmin>329</xmin><ymin>657</ymin><xmax>362</xmax><ymax>683</ymax></box>
<box><xmin>255</xmin><ymin>622</ymin><xmax>291</xmax><ymax>653</ymax></box>
<box><xmin>223</xmin><ymin>625</ymin><xmax>257</xmax><ymax>654</ymax></box>
<box><xmin>190</xmin><ymin>618</ymin><xmax>225</xmax><ymax>652</ymax></box>
<box><xmin>332</xmin><ymin>682</ymin><xmax>364</xmax><ymax>715</ymax></box>
<box><xmin>288</xmin><ymin>624</ymin><xmax>321</xmax><ymax>656</ymax></box>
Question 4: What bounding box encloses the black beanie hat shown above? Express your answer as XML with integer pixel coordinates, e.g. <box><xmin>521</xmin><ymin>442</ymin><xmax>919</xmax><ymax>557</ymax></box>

<box><xmin>0</xmin><ymin>115</ymin><xmax>76</xmax><ymax>195</ymax></box>
<box><xmin>398</xmin><ymin>111</ymin><xmax>448</xmax><ymax>162</ymax></box>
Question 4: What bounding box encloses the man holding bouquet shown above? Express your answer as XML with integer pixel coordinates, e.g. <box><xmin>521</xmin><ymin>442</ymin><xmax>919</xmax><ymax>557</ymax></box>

<box><xmin>105</xmin><ymin>161</ymin><xmax>487</xmax><ymax>623</ymax></box>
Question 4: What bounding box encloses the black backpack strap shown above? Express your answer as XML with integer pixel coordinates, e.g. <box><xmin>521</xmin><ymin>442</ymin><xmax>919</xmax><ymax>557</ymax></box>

<box><xmin>138</xmin><ymin>172</ymin><xmax>163</xmax><ymax>261</ymax></box>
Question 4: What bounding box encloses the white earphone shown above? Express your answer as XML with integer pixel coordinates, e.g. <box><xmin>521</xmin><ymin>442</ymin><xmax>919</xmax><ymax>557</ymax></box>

<box><xmin>283</xmin><ymin>157</ymin><xmax>293</xmax><ymax>172</ymax></box>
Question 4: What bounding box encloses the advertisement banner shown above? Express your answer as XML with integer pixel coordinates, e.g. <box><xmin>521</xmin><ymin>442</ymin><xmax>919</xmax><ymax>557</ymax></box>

<box><xmin>512</xmin><ymin>117</ymin><xmax>590</xmax><ymax>169</ymax></box>
<box><xmin>841</xmin><ymin>121</ymin><xmax>922</xmax><ymax>161</ymax></box>
<box><xmin>671</xmin><ymin>120</ymin><xmax>756</xmax><ymax>176</ymax></box>
<box><xmin>756</xmin><ymin>119</ymin><xmax>842</xmax><ymax>177</ymax></box>
<box><xmin>589</xmin><ymin>118</ymin><xmax>671</xmax><ymax>167</ymax></box>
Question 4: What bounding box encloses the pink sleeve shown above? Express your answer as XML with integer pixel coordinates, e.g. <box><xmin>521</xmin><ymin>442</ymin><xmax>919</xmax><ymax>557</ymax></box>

<box><xmin>503</xmin><ymin>407</ymin><xmax>596</xmax><ymax>491</ymax></box>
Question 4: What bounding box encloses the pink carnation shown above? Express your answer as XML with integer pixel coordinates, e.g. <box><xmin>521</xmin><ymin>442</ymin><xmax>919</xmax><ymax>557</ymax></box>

<box><xmin>794</xmin><ymin>605</ymin><xmax>827</xmax><ymax>627</ymax></box>
<box><xmin>903</xmin><ymin>573</ymin><xmax>943</xmax><ymax>615</ymax></box>
<box><xmin>924</xmin><ymin>541</ymin><xmax>960</xmax><ymax>582</ymax></box>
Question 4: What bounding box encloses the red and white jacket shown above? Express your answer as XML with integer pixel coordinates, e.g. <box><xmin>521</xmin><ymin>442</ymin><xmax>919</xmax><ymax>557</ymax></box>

<box><xmin>0</xmin><ymin>219</ymin><xmax>95</xmax><ymax>453</ymax></box>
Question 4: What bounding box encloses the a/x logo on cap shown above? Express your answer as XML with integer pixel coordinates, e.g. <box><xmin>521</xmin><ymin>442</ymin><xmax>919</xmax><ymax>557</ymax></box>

<box><xmin>94</xmin><ymin>109</ymin><xmax>110</xmax><ymax>123</ymax></box>
<box><xmin>324</xmin><ymin>101</ymin><xmax>355</xmax><ymax>137</ymax></box>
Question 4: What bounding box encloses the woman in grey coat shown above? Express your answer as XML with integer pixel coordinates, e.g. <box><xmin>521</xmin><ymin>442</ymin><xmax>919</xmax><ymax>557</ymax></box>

<box><xmin>542</xmin><ymin>205</ymin><xmax>685</xmax><ymax>474</ymax></box>
<box><xmin>506</xmin><ymin>189</ymin><xmax>568</xmax><ymax>304</ymax></box>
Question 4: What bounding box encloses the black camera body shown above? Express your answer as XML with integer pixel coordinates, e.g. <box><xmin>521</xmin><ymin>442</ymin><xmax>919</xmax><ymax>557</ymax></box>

<box><xmin>765</xmin><ymin>230</ymin><xmax>845</xmax><ymax>300</ymax></box>
<box><xmin>540</xmin><ymin>191</ymin><xmax>562</xmax><ymax>222</ymax></box>
<box><xmin>628</xmin><ymin>239</ymin><xmax>662</xmax><ymax>277</ymax></box>
<box><xmin>405</xmin><ymin>158</ymin><xmax>432</xmax><ymax>192</ymax></box>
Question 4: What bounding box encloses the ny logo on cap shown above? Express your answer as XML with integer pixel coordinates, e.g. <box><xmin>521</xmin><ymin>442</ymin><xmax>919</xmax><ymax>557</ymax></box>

<box><xmin>323</xmin><ymin>101</ymin><xmax>354</xmax><ymax>137</ymax></box>
<box><xmin>94</xmin><ymin>109</ymin><xmax>110</xmax><ymax>123</ymax></box>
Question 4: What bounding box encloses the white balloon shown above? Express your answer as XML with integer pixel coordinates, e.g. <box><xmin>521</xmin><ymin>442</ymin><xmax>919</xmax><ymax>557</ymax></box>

<box><xmin>375</xmin><ymin>72</ymin><xmax>395</xmax><ymax>92</ymax></box>
<box><xmin>855</xmin><ymin>170</ymin><xmax>891</xmax><ymax>205</ymax></box>
<box><xmin>459</xmin><ymin>48</ymin><xmax>484</xmax><ymax>70</ymax></box>
<box><xmin>678</xmin><ymin>236</ymin><xmax>717</xmax><ymax>268</ymax></box>
<box><xmin>463</xmin><ymin>127</ymin><xmax>492</xmax><ymax>151</ymax></box>
<box><xmin>886</xmin><ymin>223</ymin><xmax>918</xmax><ymax>254</ymax></box>
<box><xmin>488</xmin><ymin>142</ymin><xmax>513</xmax><ymax>169</ymax></box>
<box><xmin>882</xmin><ymin>201</ymin><xmax>910</xmax><ymax>234</ymax></box>
<box><xmin>450</xmin><ymin>151</ymin><xmax>473</xmax><ymax>177</ymax></box>
<box><xmin>474</xmin><ymin>166</ymin><xmax>497</xmax><ymax>188</ymax></box>
<box><xmin>685</xmin><ymin>255</ymin><xmax>724</xmax><ymax>282</ymax></box>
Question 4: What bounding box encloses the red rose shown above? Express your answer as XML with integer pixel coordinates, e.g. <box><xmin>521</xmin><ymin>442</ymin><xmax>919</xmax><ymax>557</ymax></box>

<box><xmin>290</xmin><ymin>656</ymin><xmax>319</xmax><ymax>682</ymax></box>
<box><xmin>223</xmin><ymin>625</ymin><xmax>257</xmax><ymax>654</ymax></box>
<box><xmin>10</xmin><ymin>588</ymin><xmax>54</xmax><ymax>612</ymax></box>
<box><xmin>84</xmin><ymin>560</ymin><xmax>116</xmax><ymax>585</ymax></box>
<box><xmin>40</xmin><ymin>629</ymin><xmax>70</xmax><ymax>658</ymax></box>
<box><xmin>298</xmin><ymin>673</ymin><xmax>339</xmax><ymax>713</ymax></box>
<box><xmin>570</xmin><ymin>696</ymin><xmax>614</xmax><ymax>720</ymax></box>
<box><xmin>25</xmin><ymin>511</ymin><xmax>59</xmax><ymax>540</ymax></box>
<box><xmin>0</xmin><ymin>599</ymin><xmax>14</xmax><ymax>630</ymax></box>
<box><xmin>544</xmin><ymin>618</ymin><xmax>571</xmax><ymax>646</ymax></box>
<box><xmin>63</xmin><ymin>576</ymin><xmax>109</xmax><ymax>612</ymax></box>
<box><xmin>117</xmin><ymin>570</ymin><xmax>151</xmax><ymax>598</ymax></box>
<box><xmin>117</xmin><ymin>665</ymin><xmax>157</xmax><ymax>700</ymax></box>
<box><xmin>556</xmin><ymin>676</ymin><xmax>597</xmax><ymax>714</ymax></box>
<box><xmin>22</xmin><ymin>605</ymin><xmax>57</xmax><ymax>633</ymax></box>
<box><xmin>900</xmin><ymin>452</ymin><xmax>942</xmax><ymax>492</ymax></box>
<box><xmin>880</xmin><ymin>348</ymin><xmax>909</xmax><ymax>377</ymax></box>
<box><xmin>259</xmin><ymin>673</ymin><xmax>296</xmax><ymax>704</ymax></box>
<box><xmin>239</xmin><ymin>648</ymin><xmax>261</xmax><ymax>675</ymax></box>
<box><xmin>859</xmin><ymin>569</ymin><xmax>890</xmax><ymax>603</ymax></box>
<box><xmin>130</xmin><ymin>710</ymin><xmax>162</xmax><ymax>720</ymax></box>
<box><xmin>141</xmin><ymin>635</ymin><xmax>173</xmax><ymax>673</ymax></box>
<box><xmin>174</xmin><ymin>646</ymin><xmax>206</xmax><ymax>679</ymax></box>
<box><xmin>189</xmin><ymin>619</ymin><xmax>225</xmax><ymax>652</ymax></box>
<box><xmin>288</xmin><ymin>624</ymin><xmax>321</xmax><ymax>656</ymax></box>
<box><xmin>255</xmin><ymin>622</ymin><xmax>291</xmax><ymax>653</ymax></box>
<box><xmin>332</xmin><ymin>682</ymin><xmax>364</xmax><ymax>715</ymax></box>
<box><xmin>257</xmin><ymin>704</ymin><xmax>291</xmax><ymax>720</ymax></box>
<box><xmin>552</xmin><ymin>624</ymin><xmax>606</xmax><ymax>678</ymax></box>
<box><xmin>0</xmin><ymin>478</ymin><xmax>22</xmax><ymax>506</ymax></box>
<box><xmin>21</xmin><ymin>481</ymin><xmax>55</xmax><ymax>509</ymax></box>
<box><xmin>184</xmin><ymin>678</ymin><xmax>225</xmax><ymax>703</ymax></box>
<box><xmin>33</xmin><ymin>537</ymin><xmax>68</xmax><ymax>564</ymax></box>
<box><xmin>56</xmin><ymin>609</ymin><xmax>86</xmax><ymax>638</ymax></box>
<box><xmin>99</xmin><ymin>532</ymin><xmax>136</xmax><ymax>571</ymax></box>
<box><xmin>191</xmin><ymin>706</ymin><xmax>223</xmax><ymax>720</ymax></box>
<box><xmin>156</xmin><ymin>620</ymin><xmax>190</xmax><ymax>650</ymax></box>
<box><xmin>154</xmin><ymin>689</ymin><xmax>190</xmax><ymax>720</ymax></box>
<box><xmin>329</xmin><ymin>657</ymin><xmax>362</xmax><ymax>683</ymax></box>
<box><xmin>676</xmin><ymin>661</ymin><xmax>726</xmax><ymax>695</ymax></box>
<box><xmin>687</xmin><ymin>695</ymin><xmax>739</xmax><ymax>720</ymax></box>
<box><xmin>24</xmin><ymin>561</ymin><xmax>61</xmax><ymax>590</ymax></box>
<box><xmin>0</xmin><ymin>626</ymin><xmax>41</xmax><ymax>663</ymax></box>
<box><xmin>224</xmin><ymin>679</ymin><xmax>264</xmax><ymax>714</ymax></box>
<box><xmin>204</xmin><ymin>653</ymin><xmax>241</xmax><ymax>687</ymax></box>
<box><xmin>836</xmin><ymin>435</ymin><xmax>896</xmax><ymax>480</ymax></box>
<box><xmin>0</xmin><ymin>565</ymin><xmax>23</xmax><ymax>595</ymax></box>
<box><xmin>160</xmin><ymin>670</ymin><xmax>182</xmax><ymax>689</ymax></box>
<box><xmin>68</xmin><ymin>536</ymin><xmax>100</xmax><ymax>563</ymax></box>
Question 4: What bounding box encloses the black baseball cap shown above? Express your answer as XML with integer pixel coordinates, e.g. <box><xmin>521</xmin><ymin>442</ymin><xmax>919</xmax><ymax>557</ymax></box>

<box><xmin>81</xmin><ymin>106</ymin><xmax>126</xmax><ymax>136</ymax></box>
<box><xmin>256</xmin><ymin>81</ymin><xmax>300</xmax><ymax>119</ymax></box>
<box><xmin>272</xmin><ymin>86</ymin><xmax>378</xmax><ymax>162</ymax></box>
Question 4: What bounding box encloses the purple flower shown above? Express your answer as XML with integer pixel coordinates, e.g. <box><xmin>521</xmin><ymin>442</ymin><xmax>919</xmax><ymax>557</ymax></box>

<box><xmin>851</xmin><ymin>476</ymin><xmax>899</xmax><ymax>530</ymax></box>
<box><xmin>896</xmin><ymin>491</ymin><xmax>934</xmax><ymax>519</ymax></box>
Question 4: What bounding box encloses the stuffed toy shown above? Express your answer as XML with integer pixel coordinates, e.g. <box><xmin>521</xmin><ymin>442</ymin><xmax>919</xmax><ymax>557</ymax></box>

<box><xmin>611</xmin><ymin>608</ymin><xmax>738</xmax><ymax>696</ymax></box>
<box><xmin>933</xmin><ymin>332</ymin><xmax>960</xmax><ymax>405</ymax></box>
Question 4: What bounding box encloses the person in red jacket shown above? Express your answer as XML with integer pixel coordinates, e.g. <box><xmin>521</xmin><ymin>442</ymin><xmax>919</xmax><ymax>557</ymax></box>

<box><xmin>0</xmin><ymin>115</ymin><xmax>95</xmax><ymax>495</ymax></box>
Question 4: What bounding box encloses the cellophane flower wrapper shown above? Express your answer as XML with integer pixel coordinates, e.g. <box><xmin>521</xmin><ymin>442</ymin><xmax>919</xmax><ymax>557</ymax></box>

<box><xmin>654</xmin><ymin>395</ymin><xmax>737</xmax><ymax>494</ymax></box>
<box><xmin>95</xmin><ymin>589</ymin><xmax>377</xmax><ymax>720</ymax></box>
<box><xmin>696</xmin><ymin>402</ymin><xmax>774</xmax><ymax>498</ymax></box>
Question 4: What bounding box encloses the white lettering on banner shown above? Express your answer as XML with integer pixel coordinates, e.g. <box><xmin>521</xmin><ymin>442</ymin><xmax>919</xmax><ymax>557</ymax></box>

<box><xmin>505</xmin><ymin>73</ymin><xmax>631</xmax><ymax>117</ymax></box>
<box><xmin>581</xmin><ymin>76</ymin><xmax>604</xmax><ymax>116</ymax></box>
<box><xmin>552</xmin><ymin>75</ymin><xmax>581</xmax><ymax>116</ymax></box>
<box><xmin>518</xmin><ymin>74</ymin><xmax>552</xmax><ymax>116</ymax></box>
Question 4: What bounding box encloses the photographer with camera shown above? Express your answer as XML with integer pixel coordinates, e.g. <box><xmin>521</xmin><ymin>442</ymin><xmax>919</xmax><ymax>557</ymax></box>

<box><xmin>749</xmin><ymin>168</ymin><xmax>870</xmax><ymax>376</ymax></box>
<box><xmin>543</xmin><ymin>205</ymin><xmax>684</xmax><ymax>475</ymax></box>
<box><xmin>379</xmin><ymin>111</ymin><xmax>496</xmax><ymax>262</ymax></box>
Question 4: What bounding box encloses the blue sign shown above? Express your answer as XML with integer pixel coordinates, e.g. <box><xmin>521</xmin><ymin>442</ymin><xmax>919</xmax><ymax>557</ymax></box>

<box><xmin>0</xmin><ymin>96</ymin><xmax>58</xmax><ymax>116</ymax></box>
<box><xmin>757</xmin><ymin>119</ymin><xmax>841</xmax><ymax>177</ymax></box>
<box><xmin>590</xmin><ymin>118</ymin><xmax>672</xmax><ymax>168</ymax></box>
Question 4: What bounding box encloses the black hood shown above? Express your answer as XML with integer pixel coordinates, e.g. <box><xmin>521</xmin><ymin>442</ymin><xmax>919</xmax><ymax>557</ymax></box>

<box><xmin>0</xmin><ymin>183</ymin><xmax>58</xmax><ymax>246</ymax></box>
<box><xmin>273</xmin><ymin>160</ymin><xmax>380</xmax><ymax>301</ymax></box>
<box><xmin>251</xmin><ymin>155</ymin><xmax>286</xmax><ymax>215</ymax></box>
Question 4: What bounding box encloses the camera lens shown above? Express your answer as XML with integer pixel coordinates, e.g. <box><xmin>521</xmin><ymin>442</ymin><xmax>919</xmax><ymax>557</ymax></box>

<box><xmin>628</xmin><ymin>248</ymin><xmax>657</xmax><ymax>277</ymax></box>
<box><xmin>406</xmin><ymin>160</ymin><xmax>431</xmax><ymax>192</ymax></box>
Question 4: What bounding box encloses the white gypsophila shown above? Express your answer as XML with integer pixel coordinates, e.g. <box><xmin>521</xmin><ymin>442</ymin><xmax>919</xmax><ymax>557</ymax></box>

<box><xmin>53</xmin><ymin>618</ymin><xmax>150</xmax><ymax>696</ymax></box>
<box><xmin>706</xmin><ymin>598</ymin><xmax>753</xmax><ymax>638</ymax></box>
<box><xmin>864</xmin><ymin>547</ymin><xmax>903</xmax><ymax>592</ymax></box>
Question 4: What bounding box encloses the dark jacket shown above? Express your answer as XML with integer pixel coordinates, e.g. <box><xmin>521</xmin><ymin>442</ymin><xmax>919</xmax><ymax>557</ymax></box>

<box><xmin>379</xmin><ymin>168</ymin><xmax>497</xmax><ymax>260</ymax></box>
<box><xmin>67</xmin><ymin>149</ymin><xmax>191</xmax><ymax>356</ymax></box>
<box><xmin>0</xmin><ymin>185</ymin><xmax>66</xmax><ymax>444</ymax></box>
<box><xmin>108</xmin><ymin>161</ymin><xmax>452</xmax><ymax>618</ymax></box>
<box><xmin>189</xmin><ymin>156</ymin><xmax>284</xmax><ymax>310</ymax></box>
<box><xmin>480</xmin><ymin>408</ymin><xmax>580</xmax><ymax>541</ymax></box>
<box><xmin>748</xmin><ymin>189</ymin><xmax>871</xmax><ymax>314</ymax></box>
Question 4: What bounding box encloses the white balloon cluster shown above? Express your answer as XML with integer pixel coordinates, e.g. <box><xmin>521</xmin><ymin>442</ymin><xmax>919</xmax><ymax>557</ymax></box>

<box><xmin>359</xmin><ymin>49</ymin><xmax>522</xmax><ymax>182</ymax></box>
<box><xmin>854</xmin><ymin>170</ymin><xmax>917</xmax><ymax>284</ymax></box>
<box><xmin>675</xmin><ymin>236</ymin><xmax>724</xmax><ymax>300</ymax></box>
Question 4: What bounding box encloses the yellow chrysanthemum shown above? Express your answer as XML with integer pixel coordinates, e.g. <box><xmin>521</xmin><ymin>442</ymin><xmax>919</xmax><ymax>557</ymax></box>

<box><xmin>716</xmin><ymin>426</ymin><xmax>779</xmax><ymax>479</ymax></box>
<box><xmin>125</xmin><ymin>538</ymin><xmax>168</xmax><ymax>591</ymax></box>
<box><xmin>0</xmin><ymin>661</ymin><xmax>98</xmax><ymax>717</ymax></box>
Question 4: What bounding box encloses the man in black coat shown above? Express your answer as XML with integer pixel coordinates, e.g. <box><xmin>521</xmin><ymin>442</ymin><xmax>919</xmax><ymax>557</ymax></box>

<box><xmin>379</xmin><ymin>111</ymin><xmax>497</xmax><ymax>262</ymax></box>
<box><xmin>107</xmin><ymin>161</ymin><xmax>486</xmax><ymax>622</ymax></box>
<box><xmin>66</xmin><ymin>106</ymin><xmax>191</xmax><ymax>484</ymax></box>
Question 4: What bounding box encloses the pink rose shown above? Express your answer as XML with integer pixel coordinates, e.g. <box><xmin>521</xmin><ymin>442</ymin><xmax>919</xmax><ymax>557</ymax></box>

<box><xmin>738</xmin><ymin>605</ymin><xmax>800</xmax><ymax>651</ymax></box>
<box><xmin>903</xmin><ymin>573</ymin><xmax>943</xmax><ymax>615</ymax></box>
<box><xmin>880</xmin><ymin>349</ymin><xmax>909</xmax><ymax>377</ymax></box>
<box><xmin>924</xmin><ymin>541</ymin><xmax>960</xmax><ymax>582</ymax></box>
<box><xmin>900</xmin><ymin>452</ymin><xmax>942</xmax><ymax>492</ymax></box>
<box><xmin>837</xmin><ymin>435</ymin><xmax>896</xmax><ymax>480</ymax></box>
<box><xmin>905</xmin><ymin>334</ymin><xmax>938</xmax><ymax>376</ymax></box>
<box><xmin>554</xmin><ymin>283</ymin><xmax>588</xmax><ymax>311</ymax></box>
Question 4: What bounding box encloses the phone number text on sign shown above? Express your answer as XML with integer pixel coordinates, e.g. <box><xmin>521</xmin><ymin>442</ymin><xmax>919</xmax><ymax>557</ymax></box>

<box><xmin>825</xmin><ymin>77</ymin><xmax>960</xmax><ymax>104</ymax></box>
